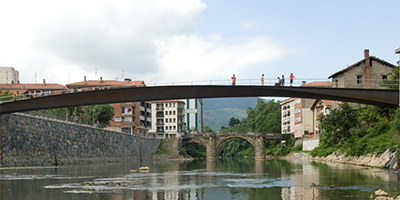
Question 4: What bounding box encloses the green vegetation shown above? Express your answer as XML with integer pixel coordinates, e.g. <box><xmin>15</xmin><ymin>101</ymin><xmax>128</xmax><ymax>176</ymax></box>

<box><xmin>184</xmin><ymin>143</ymin><xmax>206</xmax><ymax>158</ymax></box>
<box><xmin>26</xmin><ymin>104</ymin><xmax>115</xmax><ymax>126</ymax></box>
<box><xmin>380</xmin><ymin>66</ymin><xmax>399</xmax><ymax>89</ymax></box>
<box><xmin>311</xmin><ymin>102</ymin><xmax>400</xmax><ymax>157</ymax></box>
<box><xmin>203</xmin><ymin>124</ymin><xmax>214</xmax><ymax>133</ymax></box>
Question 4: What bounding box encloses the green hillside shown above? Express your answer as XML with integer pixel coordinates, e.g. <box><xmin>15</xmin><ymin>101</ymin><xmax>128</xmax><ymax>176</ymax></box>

<box><xmin>203</xmin><ymin>97</ymin><xmax>258</xmax><ymax>132</ymax></box>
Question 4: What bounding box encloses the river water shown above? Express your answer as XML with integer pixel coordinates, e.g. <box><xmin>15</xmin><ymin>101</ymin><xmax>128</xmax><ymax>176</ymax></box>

<box><xmin>0</xmin><ymin>158</ymin><xmax>399</xmax><ymax>200</ymax></box>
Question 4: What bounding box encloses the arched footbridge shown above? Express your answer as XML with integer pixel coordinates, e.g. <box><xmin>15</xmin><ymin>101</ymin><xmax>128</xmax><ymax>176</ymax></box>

<box><xmin>182</xmin><ymin>132</ymin><xmax>281</xmax><ymax>160</ymax></box>
<box><xmin>0</xmin><ymin>85</ymin><xmax>398</xmax><ymax>114</ymax></box>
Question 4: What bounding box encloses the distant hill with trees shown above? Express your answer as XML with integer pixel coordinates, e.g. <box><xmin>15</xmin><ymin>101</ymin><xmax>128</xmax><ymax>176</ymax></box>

<box><xmin>203</xmin><ymin>97</ymin><xmax>259</xmax><ymax>131</ymax></box>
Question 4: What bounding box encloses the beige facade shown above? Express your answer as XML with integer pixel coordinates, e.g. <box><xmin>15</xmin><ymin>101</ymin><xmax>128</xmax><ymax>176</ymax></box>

<box><xmin>329</xmin><ymin>49</ymin><xmax>396</xmax><ymax>89</ymax></box>
<box><xmin>310</xmin><ymin>99</ymin><xmax>332</xmax><ymax>135</ymax></box>
<box><xmin>150</xmin><ymin>100</ymin><xmax>186</xmax><ymax>138</ymax></box>
<box><xmin>280</xmin><ymin>98</ymin><xmax>295</xmax><ymax>136</ymax></box>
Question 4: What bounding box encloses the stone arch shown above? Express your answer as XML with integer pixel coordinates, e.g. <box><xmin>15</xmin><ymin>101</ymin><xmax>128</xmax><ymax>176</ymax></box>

<box><xmin>215</xmin><ymin>135</ymin><xmax>257</xmax><ymax>155</ymax></box>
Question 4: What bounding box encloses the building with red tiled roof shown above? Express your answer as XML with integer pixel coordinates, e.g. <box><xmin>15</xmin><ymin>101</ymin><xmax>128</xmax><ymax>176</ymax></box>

<box><xmin>310</xmin><ymin>99</ymin><xmax>332</xmax><ymax>135</ymax></box>
<box><xmin>281</xmin><ymin>81</ymin><xmax>332</xmax><ymax>138</ymax></box>
<box><xmin>67</xmin><ymin>76</ymin><xmax>151</xmax><ymax>136</ymax></box>
<box><xmin>328</xmin><ymin>49</ymin><xmax>396</xmax><ymax>89</ymax></box>
<box><xmin>0</xmin><ymin>79</ymin><xmax>67</xmax><ymax>97</ymax></box>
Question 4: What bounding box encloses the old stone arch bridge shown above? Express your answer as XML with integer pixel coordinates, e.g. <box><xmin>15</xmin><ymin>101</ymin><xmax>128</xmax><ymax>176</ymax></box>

<box><xmin>181</xmin><ymin>132</ymin><xmax>281</xmax><ymax>160</ymax></box>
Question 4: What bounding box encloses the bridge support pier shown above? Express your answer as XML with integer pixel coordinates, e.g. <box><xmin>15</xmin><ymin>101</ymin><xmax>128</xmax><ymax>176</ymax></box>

<box><xmin>254</xmin><ymin>134</ymin><xmax>266</xmax><ymax>160</ymax></box>
<box><xmin>205</xmin><ymin>133</ymin><xmax>217</xmax><ymax>159</ymax></box>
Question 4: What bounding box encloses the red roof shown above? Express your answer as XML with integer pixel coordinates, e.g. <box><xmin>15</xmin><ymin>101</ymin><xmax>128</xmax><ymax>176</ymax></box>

<box><xmin>0</xmin><ymin>82</ymin><xmax>67</xmax><ymax>90</ymax></box>
<box><xmin>67</xmin><ymin>79</ymin><xmax>145</xmax><ymax>88</ymax></box>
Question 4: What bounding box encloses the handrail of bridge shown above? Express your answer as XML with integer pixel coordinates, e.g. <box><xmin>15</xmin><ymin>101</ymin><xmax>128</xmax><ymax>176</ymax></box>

<box><xmin>0</xmin><ymin>77</ymin><xmax>398</xmax><ymax>103</ymax></box>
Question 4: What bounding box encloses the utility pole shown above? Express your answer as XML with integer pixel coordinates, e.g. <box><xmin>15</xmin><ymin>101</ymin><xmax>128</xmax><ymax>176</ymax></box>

<box><xmin>396</xmin><ymin>47</ymin><xmax>400</xmax><ymax>106</ymax></box>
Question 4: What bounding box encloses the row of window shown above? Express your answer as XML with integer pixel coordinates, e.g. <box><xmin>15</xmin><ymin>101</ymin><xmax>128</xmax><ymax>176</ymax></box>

<box><xmin>165</xmin><ymin>111</ymin><xmax>176</xmax><ymax>115</ymax></box>
<box><xmin>282</xmin><ymin>111</ymin><xmax>291</xmax><ymax>118</ymax></box>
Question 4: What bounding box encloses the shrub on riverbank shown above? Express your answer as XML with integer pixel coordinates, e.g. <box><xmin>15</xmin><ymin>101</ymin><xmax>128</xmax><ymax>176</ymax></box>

<box><xmin>311</xmin><ymin>103</ymin><xmax>400</xmax><ymax>157</ymax></box>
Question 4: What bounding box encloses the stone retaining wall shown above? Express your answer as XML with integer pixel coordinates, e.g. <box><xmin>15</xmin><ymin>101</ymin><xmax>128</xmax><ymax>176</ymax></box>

<box><xmin>0</xmin><ymin>114</ymin><xmax>161</xmax><ymax>167</ymax></box>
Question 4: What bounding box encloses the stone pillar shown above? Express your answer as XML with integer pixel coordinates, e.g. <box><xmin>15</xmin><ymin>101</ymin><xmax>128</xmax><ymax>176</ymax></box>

<box><xmin>254</xmin><ymin>134</ymin><xmax>265</xmax><ymax>160</ymax></box>
<box><xmin>205</xmin><ymin>132</ymin><xmax>216</xmax><ymax>159</ymax></box>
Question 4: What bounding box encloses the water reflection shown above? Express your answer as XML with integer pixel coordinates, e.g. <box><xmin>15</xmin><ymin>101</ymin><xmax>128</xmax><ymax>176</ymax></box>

<box><xmin>0</xmin><ymin>159</ymin><xmax>398</xmax><ymax>200</ymax></box>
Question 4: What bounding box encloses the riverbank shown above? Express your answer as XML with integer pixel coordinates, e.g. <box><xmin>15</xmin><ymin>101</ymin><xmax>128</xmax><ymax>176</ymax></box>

<box><xmin>284</xmin><ymin>149</ymin><xmax>399</xmax><ymax>170</ymax></box>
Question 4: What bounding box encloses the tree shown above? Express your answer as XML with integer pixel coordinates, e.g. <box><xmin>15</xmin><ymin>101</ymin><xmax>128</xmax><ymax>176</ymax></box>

<box><xmin>318</xmin><ymin>102</ymin><xmax>360</xmax><ymax>147</ymax></box>
<box><xmin>228</xmin><ymin>117</ymin><xmax>240</xmax><ymax>127</ymax></box>
<box><xmin>83</xmin><ymin>104</ymin><xmax>114</xmax><ymax>125</ymax></box>
<box><xmin>203</xmin><ymin>124</ymin><xmax>214</xmax><ymax>133</ymax></box>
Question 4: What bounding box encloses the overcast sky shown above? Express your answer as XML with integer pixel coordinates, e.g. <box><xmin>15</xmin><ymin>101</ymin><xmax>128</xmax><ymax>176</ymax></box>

<box><xmin>0</xmin><ymin>0</ymin><xmax>399</xmax><ymax>85</ymax></box>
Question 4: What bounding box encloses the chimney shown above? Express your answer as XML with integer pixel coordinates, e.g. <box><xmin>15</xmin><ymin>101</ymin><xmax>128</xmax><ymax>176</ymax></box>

<box><xmin>84</xmin><ymin>76</ymin><xmax>86</xmax><ymax>82</ymax></box>
<box><xmin>43</xmin><ymin>79</ymin><xmax>46</xmax><ymax>86</ymax></box>
<box><xmin>364</xmin><ymin>49</ymin><xmax>371</xmax><ymax>88</ymax></box>
<box><xmin>364</xmin><ymin>49</ymin><xmax>369</xmax><ymax>59</ymax></box>
<box><xmin>17</xmin><ymin>80</ymin><xmax>20</xmax><ymax>85</ymax></box>
<box><xmin>99</xmin><ymin>77</ymin><xmax>103</xmax><ymax>83</ymax></box>
<box><xmin>302</xmin><ymin>81</ymin><xmax>306</xmax><ymax>86</ymax></box>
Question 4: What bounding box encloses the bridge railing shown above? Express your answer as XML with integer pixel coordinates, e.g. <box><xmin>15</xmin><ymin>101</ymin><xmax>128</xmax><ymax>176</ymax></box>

<box><xmin>0</xmin><ymin>78</ymin><xmax>398</xmax><ymax>103</ymax></box>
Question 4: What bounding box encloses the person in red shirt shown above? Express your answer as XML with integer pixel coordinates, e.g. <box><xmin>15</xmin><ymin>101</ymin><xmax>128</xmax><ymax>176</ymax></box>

<box><xmin>261</xmin><ymin>74</ymin><xmax>264</xmax><ymax>86</ymax></box>
<box><xmin>290</xmin><ymin>73</ymin><xmax>295</xmax><ymax>86</ymax></box>
<box><xmin>231</xmin><ymin>74</ymin><xmax>236</xmax><ymax>86</ymax></box>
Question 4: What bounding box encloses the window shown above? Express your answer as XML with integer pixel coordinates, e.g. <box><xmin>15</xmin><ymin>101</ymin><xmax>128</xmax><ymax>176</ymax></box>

<box><xmin>122</xmin><ymin>108</ymin><xmax>125</xmax><ymax>114</ymax></box>
<box><xmin>165</xmin><ymin>111</ymin><xmax>168</xmax><ymax>115</ymax></box>
<box><xmin>165</xmin><ymin>118</ymin><xmax>168</xmax><ymax>123</ymax></box>
<box><xmin>173</xmin><ymin>118</ymin><xmax>176</xmax><ymax>123</ymax></box>
<box><xmin>115</xmin><ymin>117</ymin><xmax>121</xmax><ymax>122</ymax></box>
<box><xmin>173</xmin><ymin>126</ymin><xmax>176</xmax><ymax>130</ymax></box>
<box><xmin>169</xmin><ymin>118</ymin><xmax>172</xmax><ymax>123</ymax></box>
<box><xmin>382</xmin><ymin>75</ymin><xmax>387</xmax><ymax>80</ymax></box>
<box><xmin>173</xmin><ymin>111</ymin><xmax>176</xmax><ymax>115</ymax></box>
<box><xmin>165</xmin><ymin>126</ymin><xmax>168</xmax><ymax>130</ymax></box>
<box><xmin>169</xmin><ymin>111</ymin><xmax>172</xmax><ymax>115</ymax></box>
<box><xmin>357</xmin><ymin>75</ymin><xmax>362</xmax><ymax>84</ymax></box>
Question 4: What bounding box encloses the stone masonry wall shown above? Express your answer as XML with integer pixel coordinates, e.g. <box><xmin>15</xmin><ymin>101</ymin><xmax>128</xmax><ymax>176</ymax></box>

<box><xmin>0</xmin><ymin>114</ymin><xmax>161</xmax><ymax>167</ymax></box>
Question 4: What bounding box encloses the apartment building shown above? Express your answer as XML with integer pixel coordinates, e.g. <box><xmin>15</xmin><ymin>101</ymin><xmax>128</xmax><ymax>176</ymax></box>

<box><xmin>0</xmin><ymin>67</ymin><xmax>19</xmax><ymax>84</ymax></box>
<box><xmin>149</xmin><ymin>100</ymin><xmax>186</xmax><ymax>138</ymax></box>
<box><xmin>67</xmin><ymin>77</ymin><xmax>151</xmax><ymax>136</ymax></box>
<box><xmin>310</xmin><ymin>99</ymin><xmax>332</xmax><ymax>135</ymax></box>
<box><xmin>281</xmin><ymin>81</ymin><xmax>331</xmax><ymax>138</ymax></box>
<box><xmin>280</xmin><ymin>98</ymin><xmax>295</xmax><ymax>136</ymax></box>
<box><xmin>185</xmin><ymin>98</ymin><xmax>203</xmax><ymax>133</ymax></box>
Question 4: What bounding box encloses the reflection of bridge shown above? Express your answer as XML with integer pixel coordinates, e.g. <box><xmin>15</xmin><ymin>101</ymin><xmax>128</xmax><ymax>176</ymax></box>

<box><xmin>182</xmin><ymin>132</ymin><xmax>281</xmax><ymax>160</ymax></box>
<box><xmin>0</xmin><ymin>85</ymin><xmax>398</xmax><ymax>114</ymax></box>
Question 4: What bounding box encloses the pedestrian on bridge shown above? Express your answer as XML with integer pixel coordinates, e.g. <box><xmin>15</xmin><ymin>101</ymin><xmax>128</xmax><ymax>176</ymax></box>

<box><xmin>275</xmin><ymin>77</ymin><xmax>281</xmax><ymax>86</ymax></box>
<box><xmin>281</xmin><ymin>75</ymin><xmax>285</xmax><ymax>86</ymax></box>
<box><xmin>231</xmin><ymin>74</ymin><xmax>236</xmax><ymax>86</ymax></box>
<box><xmin>261</xmin><ymin>74</ymin><xmax>264</xmax><ymax>86</ymax></box>
<box><xmin>290</xmin><ymin>73</ymin><xmax>295</xmax><ymax>86</ymax></box>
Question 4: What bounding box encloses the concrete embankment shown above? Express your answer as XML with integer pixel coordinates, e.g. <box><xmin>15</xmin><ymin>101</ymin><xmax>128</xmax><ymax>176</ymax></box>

<box><xmin>0</xmin><ymin>113</ymin><xmax>161</xmax><ymax>167</ymax></box>
<box><xmin>285</xmin><ymin>150</ymin><xmax>399</xmax><ymax>170</ymax></box>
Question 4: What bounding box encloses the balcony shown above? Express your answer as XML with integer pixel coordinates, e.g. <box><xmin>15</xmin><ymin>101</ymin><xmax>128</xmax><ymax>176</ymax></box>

<box><xmin>121</xmin><ymin>121</ymin><xmax>136</xmax><ymax>125</ymax></box>
<box><xmin>156</xmin><ymin>121</ymin><xmax>164</xmax><ymax>126</ymax></box>
<box><xmin>156</xmin><ymin>113</ymin><xmax>164</xmax><ymax>118</ymax></box>
<box><xmin>156</xmin><ymin>106</ymin><xmax>164</xmax><ymax>111</ymax></box>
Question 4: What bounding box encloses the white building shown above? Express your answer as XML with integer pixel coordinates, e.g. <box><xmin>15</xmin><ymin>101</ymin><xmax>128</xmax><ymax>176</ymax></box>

<box><xmin>0</xmin><ymin>67</ymin><xmax>19</xmax><ymax>84</ymax></box>
<box><xmin>280</xmin><ymin>98</ymin><xmax>295</xmax><ymax>136</ymax></box>
<box><xmin>184</xmin><ymin>98</ymin><xmax>203</xmax><ymax>133</ymax></box>
<box><xmin>150</xmin><ymin>100</ymin><xmax>186</xmax><ymax>138</ymax></box>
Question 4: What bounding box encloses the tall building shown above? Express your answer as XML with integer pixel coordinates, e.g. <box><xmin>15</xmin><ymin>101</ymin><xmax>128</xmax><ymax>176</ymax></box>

<box><xmin>280</xmin><ymin>98</ymin><xmax>295</xmax><ymax>136</ymax></box>
<box><xmin>0</xmin><ymin>67</ymin><xmax>19</xmax><ymax>84</ymax></box>
<box><xmin>185</xmin><ymin>98</ymin><xmax>203</xmax><ymax>133</ymax></box>
<box><xmin>66</xmin><ymin>76</ymin><xmax>151</xmax><ymax>136</ymax></box>
<box><xmin>149</xmin><ymin>100</ymin><xmax>186</xmax><ymax>138</ymax></box>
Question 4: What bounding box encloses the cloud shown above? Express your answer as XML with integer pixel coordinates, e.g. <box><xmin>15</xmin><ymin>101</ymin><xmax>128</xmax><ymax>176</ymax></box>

<box><xmin>153</xmin><ymin>34</ymin><xmax>297</xmax><ymax>84</ymax></box>
<box><xmin>0</xmin><ymin>0</ymin><xmax>301</xmax><ymax>85</ymax></box>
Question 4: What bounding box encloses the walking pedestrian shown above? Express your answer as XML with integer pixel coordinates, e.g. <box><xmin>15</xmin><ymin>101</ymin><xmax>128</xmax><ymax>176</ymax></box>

<box><xmin>231</xmin><ymin>74</ymin><xmax>236</xmax><ymax>86</ymax></box>
<box><xmin>261</xmin><ymin>74</ymin><xmax>264</xmax><ymax>86</ymax></box>
<box><xmin>290</xmin><ymin>73</ymin><xmax>295</xmax><ymax>86</ymax></box>
<box><xmin>281</xmin><ymin>75</ymin><xmax>285</xmax><ymax>86</ymax></box>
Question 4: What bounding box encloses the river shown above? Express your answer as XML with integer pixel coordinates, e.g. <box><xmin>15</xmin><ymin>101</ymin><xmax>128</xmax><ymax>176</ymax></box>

<box><xmin>0</xmin><ymin>158</ymin><xmax>399</xmax><ymax>200</ymax></box>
